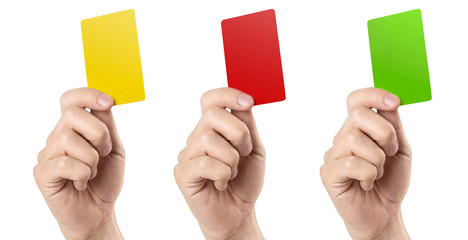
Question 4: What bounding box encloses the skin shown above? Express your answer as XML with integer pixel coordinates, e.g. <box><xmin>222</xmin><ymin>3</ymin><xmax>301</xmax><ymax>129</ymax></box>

<box><xmin>321</xmin><ymin>87</ymin><xmax>412</xmax><ymax>240</ymax></box>
<box><xmin>175</xmin><ymin>88</ymin><xmax>266</xmax><ymax>240</ymax></box>
<box><xmin>34</xmin><ymin>88</ymin><xmax>125</xmax><ymax>240</ymax></box>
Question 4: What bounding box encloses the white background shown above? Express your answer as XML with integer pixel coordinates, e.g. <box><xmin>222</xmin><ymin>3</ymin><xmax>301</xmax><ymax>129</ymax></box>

<box><xmin>1</xmin><ymin>0</ymin><xmax>467</xmax><ymax>239</ymax></box>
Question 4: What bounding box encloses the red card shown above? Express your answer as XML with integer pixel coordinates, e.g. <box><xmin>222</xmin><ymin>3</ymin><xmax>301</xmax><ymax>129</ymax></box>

<box><xmin>222</xmin><ymin>9</ymin><xmax>286</xmax><ymax>105</ymax></box>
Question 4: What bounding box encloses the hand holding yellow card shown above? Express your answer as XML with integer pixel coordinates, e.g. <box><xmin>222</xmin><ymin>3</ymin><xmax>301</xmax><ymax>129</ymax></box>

<box><xmin>82</xmin><ymin>9</ymin><xmax>145</xmax><ymax>105</ymax></box>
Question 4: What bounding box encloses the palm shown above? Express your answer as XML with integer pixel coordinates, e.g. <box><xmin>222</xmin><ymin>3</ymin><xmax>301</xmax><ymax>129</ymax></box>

<box><xmin>185</xmin><ymin>149</ymin><xmax>265</xmax><ymax>238</ymax></box>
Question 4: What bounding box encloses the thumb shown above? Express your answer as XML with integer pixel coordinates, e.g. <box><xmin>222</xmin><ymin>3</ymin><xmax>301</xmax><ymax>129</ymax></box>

<box><xmin>91</xmin><ymin>109</ymin><xmax>125</xmax><ymax>158</ymax></box>
<box><xmin>88</xmin><ymin>109</ymin><xmax>125</xmax><ymax>203</ymax></box>
<box><xmin>229</xmin><ymin>109</ymin><xmax>266</xmax><ymax>203</ymax></box>
<box><xmin>376</xmin><ymin>109</ymin><xmax>412</xmax><ymax>203</ymax></box>
<box><xmin>378</xmin><ymin>109</ymin><xmax>411</xmax><ymax>159</ymax></box>
<box><xmin>231</xmin><ymin>109</ymin><xmax>265</xmax><ymax>157</ymax></box>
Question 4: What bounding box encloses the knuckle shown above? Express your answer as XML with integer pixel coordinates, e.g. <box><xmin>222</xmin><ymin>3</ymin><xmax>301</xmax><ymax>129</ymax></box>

<box><xmin>376</xmin><ymin>149</ymin><xmax>386</xmax><ymax>167</ymax></box>
<box><xmin>200</xmin><ymin>90</ymin><xmax>214</xmax><ymax>109</ymax></box>
<box><xmin>199</xmin><ymin>131</ymin><xmax>215</xmax><ymax>144</ymax></box>
<box><xmin>79</xmin><ymin>168</ymin><xmax>91</xmax><ymax>181</ymax></box>
<box><xmin>233</xmin><ymin>124</ymin><xmax>250</xmax><ymax>142</ymax></box>
<box><xmin>203</xmin><ymin>107</ymin><xmax>218</xmax><ymax>121</ymax></box>
<box><xmin>319</xmin><ymin>164</ymin><xmax>331</xmax><ymax>182</ymax></box>
<box><xmin>346</xmin><ymin>90</ymin><xmax>359</xmax><ymax>107</ymax></box>
<box><xmin>177</xmin><ymin>149</ymin><xmax>186</xmax><ymax>162</ymax></box>
<box><xmin>56</xmin><ymin>157</ymin><xmax>69</xmax><ymax>170</ymax></box>
<box><xmin>385</xmin><ymin>123</ymin><xmax>397</xmax><ymax>140</ymax></box>
<box><xmin>332</xmin><ymin>134</ymin><xmax>339</xmax><ymax>145</ymax></box>
<box><xmin>173</xmin><ymin>164</ymin><xmax>186</xmax><ymax>186</ymax></box>
<box><xmin>216</xmin><ymin>165</ymin><xmax>231</xmax><ymax>182</ymax></box>
<box><xmin>33</xmin><ymin>164</ymin><xmax>40</xmax><ymax>179</ymax></box>
<box><xmin>379</xmin><ymin>123</ymin><xmax>396</xmax><ymax>146</ymax></box>
<box><xmin>197</xmin><ymin>157</ymin><xmax>211</xmax><ymax>170</ymax></box>
<box><xmin>227</xmin><ymin>148</ymin><xmax>240</xmax><ymax>167</ymax></box>
<box><xmin>173</xmin><ymin>164</ymin><xmax>181</xmax><ymax>179</ymax></box>
<box><xmin>62</xmin><ymin>108</ymin><xmax>77</xmax><ymax>120</ymax></box>
<box><xmin>200</xmin><ymin>91</ymin><xmax>209</xmax><ymax>106</ymax></box>
<box><xmin>345</xmin><ymin>132</ymin><xmax>359</xmax><ymax>145</ymax></box>
<box><xmin>186</xmin><ymin>131</ymin><xmax>195</xmax><ymax>145</ymax></box>
<box><xmin>323</xmin><ymin>148</ymin><xmax>333</xmax><ymax>163</ymax></box>
<box><xmin>369</xmin><ymin>166</ymin><xmax>378</xmax><ymax>180</ymax></box>
<box><xmin>87</xmin><ymin>149</ymin><xmax>100</xmax><ymax>168</ymax></box>
<box><xmin>60</xmin><ymin>90</ymin><xmax>72</xmax><ymax>107</ymax></box>
<box><xmin>73</xmin><ymin>165</ymin><xmax>91</xmax><ymax>181</ymax></box>
<box><xmin>58</xmin><ymin>131</ymin><xmax>73</xmax><ymax>145</ymax></box>
<box><xmin>342</xmin><ymin>156</ymin><xmax>357</xmax><ymax>170</ymax></box>
<box><xmin>37</xmin><ymin>148</ymin><xmax>46</xmax><ymax>162</ymax></box>
<box><xmin>350</xmin><ymin>107</ymin><xmax>365</xmax><ymax>121</ymax></box>
<box><xmin>46</xmin><ymin>134</ymin><xmax>53</xmax><ymax>145</ymax></box>
<box><xmin>92</xmin><ymin>123</ymin><xmax>110</xmax><ymax>144</ymax></box>
<box><xmin>360</xmin><ymin>165</ymin><xmax>377</xmax><ymax>181</ymax></box>
<box><xmin>333</xmin><ymin>124</ymin><xmax>348</xmax><ymax>145</ymax></box>
<box><xmin>45</xmin><ymin>128</ymin><xmax>60</xmax><ymax>146</ymax></box>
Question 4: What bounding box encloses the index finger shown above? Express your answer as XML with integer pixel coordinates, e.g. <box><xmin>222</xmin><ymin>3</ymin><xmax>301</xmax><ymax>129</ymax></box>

<box><xmin>200</xmin><ymin>87</ymin><xmax>254</xmax><ymax>113</ymax></box>
<box><xmin>346</xmin><ymin>87</ymin><xmax>400</xmax><ymax>113</ymax></box>
<box><xmin>60</xmin><ymin>87</ymin><xmax>114</xmax><ymax>113</ymax></box>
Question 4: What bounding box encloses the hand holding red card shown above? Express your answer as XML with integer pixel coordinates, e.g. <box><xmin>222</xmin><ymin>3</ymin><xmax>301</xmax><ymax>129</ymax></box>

<box><xmin>222</xmin><ymin>9</ymin><xmax>286</xmax><ymax>105</ymax></box>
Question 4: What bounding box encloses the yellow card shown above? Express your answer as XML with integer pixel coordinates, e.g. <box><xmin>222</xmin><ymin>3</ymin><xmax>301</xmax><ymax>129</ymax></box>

<box><xmin>81</xmin><ymin>9</ymin><xmax>145</xmax><ymax>105</ymax></box>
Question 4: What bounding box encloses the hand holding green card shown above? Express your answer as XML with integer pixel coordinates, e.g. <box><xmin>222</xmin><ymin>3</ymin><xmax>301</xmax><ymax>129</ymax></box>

<box><xmin>368</xmin><ymin>9</ymin><xmax>432</xmax><ymax>105</ymax></box>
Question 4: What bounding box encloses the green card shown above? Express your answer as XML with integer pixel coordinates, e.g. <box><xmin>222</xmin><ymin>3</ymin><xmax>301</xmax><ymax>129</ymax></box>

<box><xmin>368</xmin><ymin>9</ymin><xmax>432</xmax><ymax>105</ymax></box>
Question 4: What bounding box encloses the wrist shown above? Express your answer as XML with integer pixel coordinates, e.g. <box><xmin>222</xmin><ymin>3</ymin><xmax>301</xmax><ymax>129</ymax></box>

<box><xmin>350</xmin><ymin>212</ymin><xmax>410</xmax><ymax>240</ymax></box>
<box><xmin>64</xmin><ymin>210</ymin><xmax>123</xmax><ymax>240</ymax></box>
<box><xmin>225</xmin><ymin>212</ymin><xmax>264</xmax><ymax>240</ymax></box>
<box><xmin>204</xmin><ymin>211</ymin><xmax>264</xmax><ymax>240</ymax></box>
<box><xmin>372</xmin><ymin>214</ymin><xmax>409</xmax><ymax>240</ymax></box>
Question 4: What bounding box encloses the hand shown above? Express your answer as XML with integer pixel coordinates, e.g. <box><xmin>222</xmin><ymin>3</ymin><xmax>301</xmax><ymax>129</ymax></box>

<box><xmin>34</xmin><ymin>88</ymin><xmax>125</xmax><ymax>240</ymax></box>
<box><xmin>321</xmin><ymin>88</ymin><xmax>412</xmax><ymax>240</ymax></box>
<box><xmin>175</xmin><ymin>88</ymin><xmax>265</xmax><ymax>240</ymax></box>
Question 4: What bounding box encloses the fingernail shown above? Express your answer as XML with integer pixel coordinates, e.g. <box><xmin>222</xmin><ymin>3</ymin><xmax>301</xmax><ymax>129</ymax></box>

<box><xmin>377</xmin><ymin>170</ymin><xmax>383</xmax><ymax>180</ymax></box>
<box><xmin>384</xmin><ymin>94</ymin><xmax>399</xmax><ymax>107</ymax></box>
<box><xmin>238</xmin><ymin>94</ymin><xmax>254</xmax><ymax>107</ymax></box>
<box><xmin>102</xmin><ymin>143</ymin><xmax>112</xmax><ymax>156</ymax></box>
<box><xmin>97</xmin><ymin>94</ymin><xmax>113</xmax><ymax>107</ymax></box>
<box><xmin>242</xmin><ymin>142</ymin><xmax>253</xmax><ymax>156</ymax></box>
<box><xmin>389</xmin><ymin>141</ymin><xmax>398</xmax><ymax>156</ymax></box>
<box><xmin>230</xmin><ymin>168</ymin><xmax>238</xmax><ymax>180</ymax></box>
